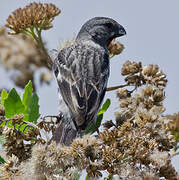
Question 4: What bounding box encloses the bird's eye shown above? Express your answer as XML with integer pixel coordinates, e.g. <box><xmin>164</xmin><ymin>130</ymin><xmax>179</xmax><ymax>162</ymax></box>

<box><xmin>105</xmin><ymin>23</ymin><xmax>113</xmax><ymax>28</ymax></box>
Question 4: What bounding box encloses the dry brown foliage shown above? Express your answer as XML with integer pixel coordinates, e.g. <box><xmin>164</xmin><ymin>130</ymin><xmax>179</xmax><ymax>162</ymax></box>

<box><xmin>0</xmin><ymin>2</ymin><xmax>178</xmax><ymax>180</ymax></box>
<box><xmin>0</xmin><ymin>60</ymin><xmax>178</xmax><ymax>180</ymax></box>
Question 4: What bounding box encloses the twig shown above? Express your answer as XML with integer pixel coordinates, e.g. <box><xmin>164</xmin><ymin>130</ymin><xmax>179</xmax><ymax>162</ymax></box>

<box><xmin>41</xmin><ymin>114</ymin><xmax>62</xmax><ymax>124</ymax></box>
<box><xmin>128</xmin><ymin>85</ymin><xmax>138</xmax><ymax>94</ymax></box>
<box><xmin>106</xmin><ymin>84</ymin><xmax>129</xmax><ymax>91</ymax></box>
<box><xmin>23</xmin><ymin>121</ymin><xmax>40</xmax><ymax>130</ymax></box>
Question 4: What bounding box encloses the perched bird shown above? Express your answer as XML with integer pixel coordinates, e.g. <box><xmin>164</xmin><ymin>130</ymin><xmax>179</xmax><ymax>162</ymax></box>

<box><xmin>53</xmin><ymin>17</ymin><xmax>126</xmax><ymax>144</ymax></box>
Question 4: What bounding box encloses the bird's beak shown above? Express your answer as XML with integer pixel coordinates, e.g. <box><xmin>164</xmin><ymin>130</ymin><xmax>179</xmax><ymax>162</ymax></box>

<box><xmin>118</xmin><ymin>25</ymin><xmax>126</xmax><ymax>37</ymax></box>
<box><xmin>107</xmin><ymin>24</ymin><xmax>126</xmax><ymax>46</ymax></box>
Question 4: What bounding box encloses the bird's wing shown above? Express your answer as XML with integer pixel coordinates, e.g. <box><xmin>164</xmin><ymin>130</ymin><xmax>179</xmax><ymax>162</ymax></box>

<box><xmin>54</xmin><ymin>43</ymin><xmax>109</xmax><ymax>129</ymax></box>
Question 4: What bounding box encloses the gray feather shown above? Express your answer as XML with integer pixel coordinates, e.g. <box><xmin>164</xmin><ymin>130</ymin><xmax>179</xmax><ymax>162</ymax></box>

<box><xmin>53</xmin><ymin>17</ymin><xmax>126</xmax><ymax>131</ymax></box>
<box><xmin>54</xmin><ymin>40</ymin><xmax>109</xmax><ymax>129</ymax></box>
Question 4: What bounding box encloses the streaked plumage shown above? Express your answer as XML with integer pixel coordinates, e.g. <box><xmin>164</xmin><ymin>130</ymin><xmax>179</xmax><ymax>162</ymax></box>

<box><xmin>54</xmin><ymin>17</ymin><xmax>126</xmax><ymax>131</ymax></box>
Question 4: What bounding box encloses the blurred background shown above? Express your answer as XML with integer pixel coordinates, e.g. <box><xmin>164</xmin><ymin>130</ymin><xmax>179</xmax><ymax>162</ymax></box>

<box><xmin>0</xmin><ymin>0</ymin><xmax>179</xmax><ymax>170</ymax></box>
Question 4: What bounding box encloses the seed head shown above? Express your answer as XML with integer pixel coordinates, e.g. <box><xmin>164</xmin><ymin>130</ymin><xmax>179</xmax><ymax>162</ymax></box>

<box><xmin>6</xmin><ymin>2</ymin><xmax>60</xmax><ymax>34</ymax></box>
<box><xmin>121</xmin><ymin>61</ymin><xmax>142</xmax><ymax>75</ymax></box>
<box><xmin>108</xmin><ymin>40</ymin><xmax>124</xmax><ymax>58</ymax></box>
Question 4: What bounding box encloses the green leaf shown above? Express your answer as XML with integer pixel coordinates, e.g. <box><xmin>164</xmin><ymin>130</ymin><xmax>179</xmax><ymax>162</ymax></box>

<box><xmin>104</xmin><ymin>174</ymin><xmax>113</xmax><ymax>180</ymax></box>
<box><xmin>96</xmin><ymin>114</ymin><xmax>103</xmax><ymax>128</ymax></box>
<box><xmin>22</xmin><ymin>80</ymin><xmax>33</xmax><ymax>113</ymax></box>
<box><xmin>82</xmin><ymin>122</ymin><xmax>95</xmax><ymax>135</ymax></box>
<box><xmin>0</xmin><ymin>121</ymin><xmax>5</xmax><ymax>127</ymax></box>
<box><xmin>83</xmin><ymin>114</ymin><xmax>103</xmax><ymax>135</ymax></box>
<box><xmin>73</xmin><ymin>170</ymin><xmax>81</xmax><ymax>180</ymax></box>
<box><xmin>4</xmin><ymin>88</ymin><xmax>25</xmax><ymax>118</ymax></box>
<box><xmin>22</xmin><ymin>81</ymin><xmax>40</xmax><ymax>123</ymax></box>
<box><xmin>0</xmin><ymin>82</ymin><xmax>40</xmax><ymax>132</ymax></box>
<box><xmin>107</xmin><ymin>174</ymin><xmax>113</xmax><ymax>180</ymax></box>
<box><xmin>0</xmin><ymin>156</ymin><xmax>5</xmax><ymax>164</ymax></box>
<box><xmin>82</xmin><ymin>99</ymin><xmax>111</xmax><ymax>135</ymax></box>
<box><xmin>27</xmin><ymin>93</ymin><xmax>40</xmax><ymax>123</ymax></box>
<box><xmin>85</xmin><ymin>174</ymin><xmax>88</xmax><ymax>180</ymax></box>
<box><xmin>7</xmin><ymin>120</ymin><xmax>13</xmax><ymax>128</ymax></box>
<box><xmin>1</xmin><ymin>89</ymin><xmax>8</xmax><ymax>106</ymax></box>
<box><xmin>0</xmin><ymin>135</ymin><xmax>6</xmax><ymax>145</ymax></box>
<box><xmin>97</xmin><ymin>99</ymin><xmax>111</xmax><ymax>115</ymax></box>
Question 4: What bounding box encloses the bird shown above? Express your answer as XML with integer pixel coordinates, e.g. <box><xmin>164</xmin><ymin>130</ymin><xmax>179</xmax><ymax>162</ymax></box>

<box><xmin>53</xmin><ymin>17</ymin><xmax>126</xmax><ymax>137</ymax></box>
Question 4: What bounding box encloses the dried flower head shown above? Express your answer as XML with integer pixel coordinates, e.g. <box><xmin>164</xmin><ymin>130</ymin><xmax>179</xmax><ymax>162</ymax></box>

<box><xmin>122</xmin><ymin>60</ymin><xmax>142</xmax><ymax>75</ymax></box>
<box><xmin>117</xmin><ymin>88</ymin><xmax>130</xmax><ymax>99</ymax></box>
<box><xmin>0</xmin><ymin>155</ymin><xmax>22</xmax><ymax>180</ymax></box>
<box><xmin>86</xmin><ymin>162</ymin><xmax>102</xmax><ymax>179</ymax></box>
<box><xmin>103</xmin><ymin>120</ymin><xmax>115</xmax><ymax>129</ymax></box>
<box><xmin>166</xmin><ymin>112</ymin><xmax>179</xmax><ymax>132</ymax></box>
<box><xmin>6</xmin><ymin>2</ymin><xmax>60</xmax><ymax>34</ymax></box>
<box><xmin>108</xmin><ymin>40</ymin><xmax>124</xmax><ymax>58</ymax></box>
<box><xmin>150</xmin><ymin>150</ymin><xmax>169</xmax><ymax>168</ymax></box>
<box><xmin>121</xmin><ymin>60</ymin><xmax>167</xmax><ymax>88</ymax></box>
<box><xmin>2</xmin><ymin>126</ymin><xmax>33</xmax><ymax>162</ymax></box>
<box><xmin>142</xmin><ymin>64</ymin><xmax>167</xmax><ymax>88</ymax></box>
<box><xmin>5</xmin><ymin>3</ymin><xmax>60</xmax><ymax>70</ymax></box>
<box><xmin>0</xmin><ymin>27</ymin><xmax>52</xmax><ymax>88</ymax></box>
<box><xmin>40</xmin><ymin>71</ymin><xmax>53</xmax><ymax>85</ymax></box>
<box><xmin>99</xmin><ymin>128</ymin><xmax>120</xmax><ymax>145</ymax></box>
<box><xmin>0</xmin><ymin>60</ymin><xmax>178</xmax><ymax>180</ymax></box>
<box><xmin>17</xmin><ymin>135</ymin><xmax>102</xmax><ymax>179</ymax></box>
<box><xmin>143</xmin><ymin>173</ymin><xmax>159</xmax><ymax>180</ymax></box>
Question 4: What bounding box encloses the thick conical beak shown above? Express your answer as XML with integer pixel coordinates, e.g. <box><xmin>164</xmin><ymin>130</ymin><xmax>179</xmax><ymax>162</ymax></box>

<box><xmin>118</xmin><ymin>25</ymin><xmax>126</xmax><ymax>37</ymax></box>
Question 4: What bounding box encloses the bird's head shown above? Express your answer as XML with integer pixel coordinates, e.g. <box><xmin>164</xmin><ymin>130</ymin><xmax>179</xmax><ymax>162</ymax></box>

<box><xmin>76</xmin><ymin>17</ymin><xmax>126</xmax><ymax>47</ymax></box>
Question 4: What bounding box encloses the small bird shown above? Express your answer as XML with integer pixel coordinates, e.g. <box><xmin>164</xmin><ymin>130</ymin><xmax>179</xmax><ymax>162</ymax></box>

<box><xmin>53</xmin><ymin>17</ymin><xmax>126</xmax><ymax>141</ymax></box>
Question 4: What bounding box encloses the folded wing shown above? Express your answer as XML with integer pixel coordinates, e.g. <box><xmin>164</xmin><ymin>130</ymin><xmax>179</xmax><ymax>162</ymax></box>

<box><xmin>54</xmin><ymin>43</ymin><xmax>109</xmax><ymax>130</ymax></box>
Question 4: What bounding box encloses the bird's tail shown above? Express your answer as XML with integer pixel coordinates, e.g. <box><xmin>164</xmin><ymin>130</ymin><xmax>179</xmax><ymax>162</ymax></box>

<box><xmin>49</xmin><ymin>114</ymin><xmax>78</xmax><ymax>146</ymax></box>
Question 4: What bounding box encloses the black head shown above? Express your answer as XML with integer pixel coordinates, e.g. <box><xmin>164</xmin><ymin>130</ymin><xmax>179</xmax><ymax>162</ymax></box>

<box><xmin>76</xmin><ymin>17</ymin><xmax>126</xmax><ymax>46</ymax></box>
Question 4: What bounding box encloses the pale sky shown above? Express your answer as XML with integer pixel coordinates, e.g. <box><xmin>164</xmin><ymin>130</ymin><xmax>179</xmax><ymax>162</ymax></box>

<box><xmin>0</xmin><ymin>0</ymin><xmax>179</xmax><ymax>171</ymax></box>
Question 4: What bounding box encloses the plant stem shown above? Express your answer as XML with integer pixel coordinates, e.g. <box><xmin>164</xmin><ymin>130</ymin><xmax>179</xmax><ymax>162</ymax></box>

<box><xmin>35</xmin><ymin>27</ymin><xmax>53</xmax><ymax>69</ymax></box>
<box><xmin>106</xmin><ymin>84</ymin><xmax>129</xmax><ymax>91</ymax></box>
<box><xmin>23</xmin><ymin>27</ymin><xmax>53</xmax><ymax>70</ymax></box>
